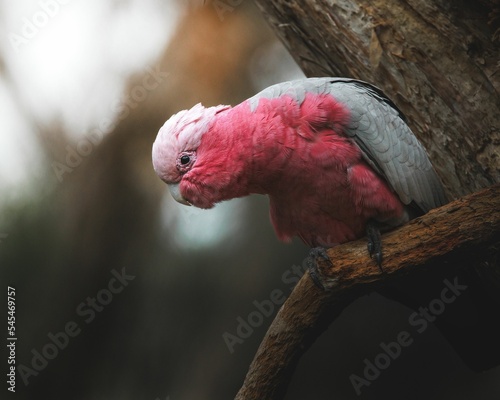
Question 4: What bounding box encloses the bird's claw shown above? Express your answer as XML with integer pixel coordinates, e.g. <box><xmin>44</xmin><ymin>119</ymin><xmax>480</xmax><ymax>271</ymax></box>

<box><xmin>306</xmin><ymin>247</ymin><xmax>336</xmax><ymax>290</ymax></box>
<box><xmin>366</xmin><ymin>222</ymin><xmax>384</xmax><ymax>272</ymax></box>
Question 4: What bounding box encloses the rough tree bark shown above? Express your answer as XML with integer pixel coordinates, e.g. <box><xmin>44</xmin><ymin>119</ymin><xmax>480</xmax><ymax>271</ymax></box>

<box><xmin>236</xmin><ymin>0</ymin><xmax>500</xmax><ymax>399</ymax></box>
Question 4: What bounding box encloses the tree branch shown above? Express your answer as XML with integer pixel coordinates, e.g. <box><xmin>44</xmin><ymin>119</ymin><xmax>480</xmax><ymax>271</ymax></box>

<box><xmin>235</xmin><ymin>184</ymin><xmax>500</xmax><ymax>400</ymax></box>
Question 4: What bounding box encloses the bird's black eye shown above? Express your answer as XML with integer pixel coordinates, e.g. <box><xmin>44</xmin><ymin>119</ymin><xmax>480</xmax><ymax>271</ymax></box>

<box><xmin>177</xmin><ymin>151</ymin><xmax>196</xmax><ymax>172</ymax></box>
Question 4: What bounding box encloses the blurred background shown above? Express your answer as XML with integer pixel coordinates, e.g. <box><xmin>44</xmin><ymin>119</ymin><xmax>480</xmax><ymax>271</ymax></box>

<box><xmin>0</xmin><ymin>1</ymin><xmax>499</xmax><ymax>399</ymax></box>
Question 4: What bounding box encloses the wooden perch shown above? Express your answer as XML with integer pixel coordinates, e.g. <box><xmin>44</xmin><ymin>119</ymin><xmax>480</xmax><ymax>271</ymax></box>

<box><xmin>235</xmin><ymin>184</ymin><xmax>500</xmax><ymax>400</ymax></box>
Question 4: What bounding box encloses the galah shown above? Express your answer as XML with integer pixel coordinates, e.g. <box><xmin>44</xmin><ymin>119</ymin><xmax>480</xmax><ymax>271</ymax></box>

<box><xmin>152</xmin><ymin>78</ymin><xmax>446</xmax><ymax>263</ymax></box>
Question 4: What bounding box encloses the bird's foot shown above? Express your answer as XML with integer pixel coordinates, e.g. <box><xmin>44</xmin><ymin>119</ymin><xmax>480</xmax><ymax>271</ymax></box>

<box><xmin>366</xmin><ymin>221</ymin><xmax>384</xmax><ymax>272</ymax></box>
<box><xmin>306</xmin><ymin>247</ymin><xmax>337</xmax><ymax>290</ymax></box>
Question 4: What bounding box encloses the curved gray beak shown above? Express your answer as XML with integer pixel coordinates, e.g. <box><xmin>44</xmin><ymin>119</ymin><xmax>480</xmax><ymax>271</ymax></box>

<box><xmin>168</xmin><ymin>183</ymin><xmax>191</xmax><ymax>206</ymax></box>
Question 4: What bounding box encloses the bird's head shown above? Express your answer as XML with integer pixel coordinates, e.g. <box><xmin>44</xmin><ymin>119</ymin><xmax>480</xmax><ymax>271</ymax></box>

<box><xmin>152</xmin><ymin>103</ymin><xmax>230</xmax><ymax>207</ymax></box>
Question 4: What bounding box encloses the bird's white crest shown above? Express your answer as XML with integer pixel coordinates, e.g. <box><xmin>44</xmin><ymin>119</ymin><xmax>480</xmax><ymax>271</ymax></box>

<box><xmin>152</xmin><ymin>103</ymin><xmax>230</xmax><ymax>182</ymax></box>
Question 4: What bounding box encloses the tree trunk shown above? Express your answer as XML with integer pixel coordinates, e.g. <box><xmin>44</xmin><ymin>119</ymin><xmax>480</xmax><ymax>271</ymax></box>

<box><xmin>253</xmin><ymin>0</ymin><xmax>500</xmax><ymax>197</ymax></box>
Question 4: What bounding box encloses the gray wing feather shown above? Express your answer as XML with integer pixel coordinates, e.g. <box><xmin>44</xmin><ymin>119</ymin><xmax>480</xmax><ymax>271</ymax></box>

<box><xmin>330</xmin><ymin>79</ymin><xmax>447</xmax><ymax>211</ymax></box>
<box><xmin>248</xmin><ymin>77</ymin><xmax>447</xmax><ymax>212</ymax></box>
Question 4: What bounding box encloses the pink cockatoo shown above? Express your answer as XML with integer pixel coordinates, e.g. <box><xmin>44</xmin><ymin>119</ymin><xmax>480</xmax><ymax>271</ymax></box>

<box><xmin>152</xmin><ymin>78</ymin><xmax>446</xmax><ymax>264</ymax></box>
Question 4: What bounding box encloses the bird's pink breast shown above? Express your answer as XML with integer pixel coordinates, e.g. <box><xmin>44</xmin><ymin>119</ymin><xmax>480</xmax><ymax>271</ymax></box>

<box><xmin>198</xmin><ymin>93</ymin><xmax>405</xmax><ymax>247</ymax></box>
